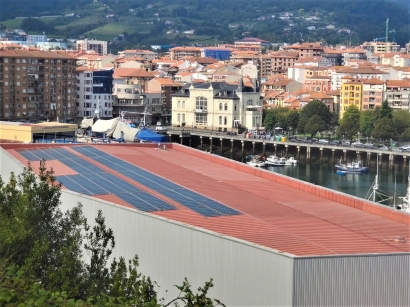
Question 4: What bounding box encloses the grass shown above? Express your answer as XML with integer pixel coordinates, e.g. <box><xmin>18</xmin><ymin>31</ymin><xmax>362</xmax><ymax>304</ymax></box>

<box><xmin>67</xmin><ymin>16</ymin><xmax>103</xmax><ymax>27</ymax></box>
<box><xmin>85</xmin><ymin>22</ymin><xmax>145</xmax><ymax>40</ymax></box>
<box><xmin>1</xmin><ymin>18</ymin><xmax>23</xmax><ymax>29</ymax></box>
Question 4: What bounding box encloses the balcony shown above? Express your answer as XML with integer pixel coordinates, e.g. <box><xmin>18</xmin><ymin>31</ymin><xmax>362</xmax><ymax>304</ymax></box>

<box><xmin>194</xmin><ymin>108</ymin><xmax>207</xmax><ymax>113</ymax></box>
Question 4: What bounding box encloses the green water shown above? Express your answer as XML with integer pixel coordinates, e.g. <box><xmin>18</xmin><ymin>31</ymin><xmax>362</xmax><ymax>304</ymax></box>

<box><xmin>266</xmin><ymin>162</ymin><xmax>408</xmax><ymax>205</ymax></box>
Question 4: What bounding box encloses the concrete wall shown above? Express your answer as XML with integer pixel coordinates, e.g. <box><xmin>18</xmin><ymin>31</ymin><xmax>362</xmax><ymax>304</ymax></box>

<box><xmin>293</xmin><ymin>254</ymin><xmax>410</xmax><ymax>307</ymax></box>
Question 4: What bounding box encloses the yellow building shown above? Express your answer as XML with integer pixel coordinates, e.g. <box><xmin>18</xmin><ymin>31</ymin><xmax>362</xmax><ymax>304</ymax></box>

<box><xmin>0</xmin><ymin>121</ymin><xmax>78</xmax><ymax>143</ymax></box>
<box><xmin>339</xmin><ymin>77</ymin><xmax>363</xmax><ymax>118</ymax></box>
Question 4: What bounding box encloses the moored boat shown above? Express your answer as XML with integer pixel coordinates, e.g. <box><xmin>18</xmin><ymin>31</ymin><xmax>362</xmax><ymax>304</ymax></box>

<box><xmin>335</xmin><ymin>159</ymin><xmax>368</xmax><ymax>174</ymax></box>
<box><xmin>265</xmin><ymin>155</ymin><xmax>285</xmax><ymax>166</ymax></box>
<box><xmin>246</xmin><ymin>155</ymin><xmax>266</xmax><ymax>167</ymax></box>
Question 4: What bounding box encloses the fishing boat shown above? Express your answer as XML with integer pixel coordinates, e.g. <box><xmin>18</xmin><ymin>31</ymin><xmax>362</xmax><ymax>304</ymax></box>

<box><xmin>335</xmin><ymin>159</ymin><xmax>368</xmax><ymax>174</ymax></box>
<box><xmin>285</xmin><ymin>156</ymin><xmax>298</xmax><ymax>165</ymax></box>
<box><xmin>365</xmin><ymin>155</ymin><xmax>392</xmax><ymax>205</ymax></box>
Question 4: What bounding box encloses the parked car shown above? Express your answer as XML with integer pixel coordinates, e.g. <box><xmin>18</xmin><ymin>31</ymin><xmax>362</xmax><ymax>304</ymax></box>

<box><xmin>318</xmin><ymin>139</ymin><xmax>329</xmax><ymax>144</ymax></box>
<box><xmin>352</xmin><ymin>141</ymin><xmax>365</xmax><ymax>148</ymax></box>
<box><xmin>341</xmin><ymin>141</ymin><xmax>351</xmax><ymax>147</ymax></box>
<box><xmin>310</xmin><ymin>138</ymin><xmax>318</xmax><ymax>143</ymax></box>
<box><xmin>400</xmin><ymin>145</ymin><xmax>410</xmax><ymax>151</ymax></box>
<box><xmin>329</xmin><ymin>140</ymin><xmax>341</xmax><ymax>146</ymax></box>
<box><xmin>377</xmin><ymin>145</ymin><xmax>389</xmax><ymax>151</ymax></box>
<box><xmin>364</xmin><ymin>143</ymin><xmax>376</xmax><ymax>149</ymax></box>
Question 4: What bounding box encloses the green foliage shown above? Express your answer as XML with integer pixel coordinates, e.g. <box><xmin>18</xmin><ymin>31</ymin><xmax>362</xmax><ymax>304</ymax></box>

<box><xmin>337</xmin><ymin>105</ymin><xmax>360</xmax><ymax>140</ymax></box>
<box><xmin>297</xmin><ymin>100</ymin><xmax>333</xmax><ymax>133</ymax></box>
<box><xmin>21</xmin><ymin>17</ymin><xmax>56</xmax><ymax>34</ymax></box>
<box><xmin>0</xmin><ymin>162</ymin><xmax>224</xmax><ymax>306</ymax></box>
<box><xmin>359</xmin><ymin>110</ymin><xmax>375</xmax><ymax>137</ymax></box>
<box><xmin>371</xmin><ymin>117</ymin><xmax>396</xmax><ymax>141</ymax></box>
<box><xmin>378</xmin><ymin>100</ymin><xmax>393</xmax><ymax>120</ymax></box>
<box><xmin>305</xmin><ymin>115</ymin><xmax>326</xmax><ymax>137</ymax></box>
<box><xmin>392</xmin><ymin>110</ymin><xmax>410</xmax><ymax>136</ymax></box>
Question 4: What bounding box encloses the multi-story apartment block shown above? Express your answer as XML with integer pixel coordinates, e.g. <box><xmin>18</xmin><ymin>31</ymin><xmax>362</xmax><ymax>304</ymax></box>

<box><xmin>146</xmin><ymin>77</ymin><xmax>183</xmax><ymax>124</ymax></box>
<box><xmin>270</xmin><ymin>51</ymin><xmax>299</xmax><ymax>75</ymax></box>
<box><xmin>118</xmin><ymin>49</ymin><xmax>157</xmax><ymax>61</ymax></box>
<box><xmin>304</xmin><ymin>76</ymin><xmax>331</xmax><ymax>93</ymax></box>
<box><xmin>339</xmin><ymin>77</ymin><xmax>364</xmax><ymax>118</ymax></box>
<box><xmin>330</xmin><ymin>66</ymin><xmax>389</xmax><ymax>91</ymax></box>
<box><xmin>76</xmin><ymin>67</ymin><xmax>113</xmax><ymax>120</ymax></box>
<box><xmin>234</xmin><ymin>37</ymin><xmax>271</xmax><ymax>51</ymax></box>
<box><xmin>362</xmin><ymin>78</ymin><xmax>385</xmax><ymax>111</ymax></box>
<box><xmin>385</xmin><ymin>79</ymin><xmax>410</xmax><ymax>111</ymax></box>
<box><xmin>171</xmin><ymin>81</ymin><xmax>262</xmax><ymax>131</ymax></box>
<box><xmin>283</xmin><ymin>42</ymin><xmax>323</xmax><ymax>58</ymax></box>
<box><xmin>380</xmin><ymin>53</ymin><xmax>410</xmax><ymax>67</ymax></box>
<box><xmin>76</xmin><ymin>39</ymin><xmax>108</xmax><ymax>55</ymax></box>
<box><xmin>112</xmin><ymin>67</ymin><xmax>160</xmax><ymax>123</ymax></box>
<box><xmin>322</xmin><ymin>48</ymin><xmax>343</xmax><ymax>66</ymax></box>
<box><xmin>0</xmin><ymin>45</ymin><xmax>77</xmax><ymax>122</ymax></box>
<box><xmin>169</xmin><ymin>47</ymin><xmax>202</xmax><ymax>60</ymax></box>
<box><xmin>361</xmin><ymin>41</ymin><xmax>401</xmax><ymax>54</ymax></box>
<box><xmin>341</xmin><ymin>48</ymin><xmax>367</xmax><ymax>64</ymax></box>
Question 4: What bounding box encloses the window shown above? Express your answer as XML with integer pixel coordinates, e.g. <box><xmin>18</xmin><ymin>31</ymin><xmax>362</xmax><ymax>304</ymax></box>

<box><xmin>182</xmin><ymin>101</ymin><xmax>185</xmax><ymax>108</ymax></box>
<box><xmin>224</xmin><ymin>103</ymin><xmax>228</xmax><ymax>111</ymax></box>
<box><xmin>177</xmin><ymin>113</ymin><xmax>181</xmax><ymax>122</ymax></box>
<box><xmin>224</xmin><ymin>117</ymin><xmax>227</xmax><ymax>125</ymax></box>
<box><xmin>219</xmin><ymin>103</ymin><xmax>223</xmax><ymax>111</ymax></box>
<box><xmin>234</xmin><ymin>104</ymin><xmax>237</xmax><ymax>111</ymax></box>
<box><xmin>182</xmin><ymin>114</ymin><xmax>185</xmax><ymax>122</ymax></box>
<box><xmin>195</xmin><ymin>114</ymin><xmax>207</xmax><ymax>124</ymax></box>
<box><xmin>177</xmin><ymin>101</ymin><xmax>181</xmax><ymax>108</ymax></box>
<box><xmin>219</xmin><ymin>116</ymin><xmax>222</xmax><ymax>125</ymax></box>
<box><xmin>196</xmin><ymin>97</ymin><xmax>207</xmax><ymax>111</ymax></box>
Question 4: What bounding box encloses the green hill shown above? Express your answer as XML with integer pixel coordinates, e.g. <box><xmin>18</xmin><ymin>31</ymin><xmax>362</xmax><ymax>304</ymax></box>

<box><xmin>1</xmin><ymin>0</ymin><xmax>408</xmax><ymax>53</ymax></box>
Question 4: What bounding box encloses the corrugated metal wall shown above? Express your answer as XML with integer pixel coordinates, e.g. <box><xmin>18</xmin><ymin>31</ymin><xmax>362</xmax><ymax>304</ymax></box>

<box><xmin>293</xmin><ymin>254</ymin><xmax>410</xmax><ymax>307</ymax></box>
<box><xmin>59</xmin><ymin>192</ymin><xmax>295</xmax><ymax>307</ymax></box>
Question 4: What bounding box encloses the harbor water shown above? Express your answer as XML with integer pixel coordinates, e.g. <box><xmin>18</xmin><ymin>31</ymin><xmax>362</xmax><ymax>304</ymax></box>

<box><xmin>266</xmin><ymin>162</ymin><xmax>408</xmax><ymax>205</ymax></box>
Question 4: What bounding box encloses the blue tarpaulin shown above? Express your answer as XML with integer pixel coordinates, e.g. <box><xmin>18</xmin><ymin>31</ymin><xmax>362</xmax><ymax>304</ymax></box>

<box><xmin>136</xmin><ymin>128</ymin><xmax>168</xmax><ymax>142</ymax></box>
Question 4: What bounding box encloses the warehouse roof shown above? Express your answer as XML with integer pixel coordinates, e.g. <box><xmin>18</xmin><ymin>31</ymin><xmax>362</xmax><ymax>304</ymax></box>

<box><xmin>5</xmin><ymin>143</ymin><xmax>409</xmax><ymax>257</ymax></box>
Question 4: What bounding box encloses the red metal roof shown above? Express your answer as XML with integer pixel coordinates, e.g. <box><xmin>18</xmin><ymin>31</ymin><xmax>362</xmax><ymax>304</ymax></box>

<box><xmin>6</xmin><ymin>143</ymin><xmax>410</xmax><ymax>256</ymax></box>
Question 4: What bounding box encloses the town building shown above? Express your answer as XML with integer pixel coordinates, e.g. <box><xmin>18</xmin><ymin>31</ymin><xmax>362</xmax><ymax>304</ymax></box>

<box><xmin>385</xmin><ymin>79</ymin><xmax>410</xmax><ymax>111</ymax></box>
<box><xmin>361</xmin><ymin>41</ymin><xmax>401</xmax><ymax>54</ymax></box>
<box><xmin>0</xmin><ymin>45</ymin><xmax>77</xmax><ymax>122</ymax></box>
<box><xmin>202</xmin><ymin>47</ymin><xmax>232</xmax><ymax>61</ymax></box>
<box><xmin>169</xmin><ymin>47</ymin><xmax>202</xmax><ymax>60</ymax></box>
<box><xmin>118</xmin><ymin>49</ymin><xmax>157</xmax><ymax>61</ymax></box>
<box><xmin>76</xmin><ymin>39</ymin><xmax>108</xmax><ymax>55</ymax></box>
<box><xmin>362</xmin><ymin>78</ymin><xmax>385</xmax><ymax>111</ymax></box>
<box><xmin>339</xmin><ymin>77</ymin><xmax>364</xmax><ymax>118</ymax></box>
<box><xmin>171</xmin><ymin>80</ymin><xmax>262</xmax><ymax>131</ymax></box>
<box><xmin>76</xmin><ymin>67</ymin><xmax>113</xmax><ymax>120</ymax></box>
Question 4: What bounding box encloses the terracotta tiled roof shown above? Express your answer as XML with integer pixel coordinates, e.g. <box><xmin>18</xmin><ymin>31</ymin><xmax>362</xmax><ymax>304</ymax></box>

<box><xmin>113</xmin><ymin>68</ymin><xmax>154</xmax><ymax>78</ymax></box>
<box><xmin>386</xmin><ymin>79</ymin><xmax>410</xmax><ymax>87</ymax></box>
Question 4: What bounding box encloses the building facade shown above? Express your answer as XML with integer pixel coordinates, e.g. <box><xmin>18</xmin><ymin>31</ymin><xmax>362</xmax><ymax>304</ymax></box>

<box><xmin>76</xmin><ymin>68</ymin><xmax>114</xmax><ymax>120</ymax></box>
<box><xmin>172</xmin><ymin>81</ymin><xmax>262</xmax><ymax>131</ymax></box>
<box><xmin>385</xmin><ymin>79</ymin><xmax>410</xmax><ymax>111</ymax></box>
<box><xmin>0</xmin><ymin>46</ymin><xmax>77</xmax><ymax>122</ymax></box>
<box><xmin>76</xmin><ymin>39</ymin><xmax>108</xmax><ymax>55</ymax></box>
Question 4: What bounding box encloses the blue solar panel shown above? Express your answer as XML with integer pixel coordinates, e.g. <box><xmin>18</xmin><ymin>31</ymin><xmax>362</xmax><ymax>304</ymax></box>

<box><xmin>71</xmin><ymin>146</ymin><xmax>241</xmax><ymax>217</ymax></box>
<box><xmin>18</xmin><ymin>150</ymin><xmax>39</xmax><ymax>162</ymax></box>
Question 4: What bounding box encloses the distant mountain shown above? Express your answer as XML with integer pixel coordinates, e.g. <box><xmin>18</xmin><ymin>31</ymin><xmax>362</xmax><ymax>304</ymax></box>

<box><xmin>1</xmin><ymin>0</ymin><xmax>408</xmax><ymax>52</ymax></box>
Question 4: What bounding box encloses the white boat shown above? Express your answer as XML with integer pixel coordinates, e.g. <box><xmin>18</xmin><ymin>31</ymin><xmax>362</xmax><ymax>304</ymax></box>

<box><xmin>245</xmin><ymin>155</ymin><xmax>266</xmax><ymax>167</ymax></box>
<box><xmin>285</xmin><ymin>157</ymin><xmax>298</xmax><ymax>165</ymax></box>
<box><xmin>335</xmin><ymin>159</ymin><xmax>368</xmax><ymax>174</ymax></box>
<box><xmin>265</xmin><ymin>155</ymin><xmax>285</xmax><ymax>166</ymax></box>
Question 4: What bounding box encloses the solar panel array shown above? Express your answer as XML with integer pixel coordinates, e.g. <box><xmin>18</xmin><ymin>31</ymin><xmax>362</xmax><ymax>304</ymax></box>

<box><xmin>72</xmin><ymin>146</ymin><xmax>242</xmax><ymax>217</ymax></box>
<box><xmin>17</xmin><ymin>148</ymin><xmax>176</xmax><ymax>212</ymax></box>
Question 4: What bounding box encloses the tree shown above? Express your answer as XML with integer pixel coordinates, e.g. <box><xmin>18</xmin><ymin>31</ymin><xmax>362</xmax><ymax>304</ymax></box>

<box><xmin>305</xmin><ymin>115</ymin><xmax>326</xmax><ymax>137</ymax></box>
<box><xmin>298</xmin><ymin>100</ymin><xmax>333</xmax><ymax>134</ymax></box>
<box><xmin>392</xmin><ymin>110</ymin><xmax>410</xmax><ymax>136</ymax></box>
<box><xmin>371</xmin><ymin>117</ymin><xmax>396</xmax><ymax>141</ymax></box>
<box><xmin>378</xmin><ymin>100</ymin><xmax>393</xmax><ymax>120</ymax></box>
<box><xmin>336</xmin><ymin>104</ymin><xmax>360</xmax><ymax>140</ymax></box>
<box><xmin>359</xmin><ymin>110</ymin><xmax>374</xmax><ymax>137</ymax></box>
<box><xmin>0</xmin><ymin>162</ymin><xmax>224</xmax><ymax>306</ymax></box>
<box><xmin>263</xmin><ymin>110</ymin><xmax>278</xmax><ymax>131</ymax></box>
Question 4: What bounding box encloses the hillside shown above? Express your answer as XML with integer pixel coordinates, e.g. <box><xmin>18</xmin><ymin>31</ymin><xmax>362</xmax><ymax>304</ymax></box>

<box><xmin>1</xmin><ymin>0</ymin><xmax>408</xmax><ymax>52</ymax></box>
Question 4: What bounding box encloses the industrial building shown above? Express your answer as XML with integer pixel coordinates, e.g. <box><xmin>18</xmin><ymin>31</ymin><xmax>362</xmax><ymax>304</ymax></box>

<box><xmin>0</xmin><ymin>143</ymin><xmax>409</xmax><ymax>307</ymax></box>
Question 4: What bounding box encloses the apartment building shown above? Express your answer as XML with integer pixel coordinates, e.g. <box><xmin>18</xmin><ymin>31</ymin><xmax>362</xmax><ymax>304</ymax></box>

<box><xmin>270</xmin><ymin>51</ymin><xmax>299</xmax><ymax>75</ymax></box>
<box><xmin>361</xmin><ymin>41</ymin><xmax>401</xmax><ymax>54</ymax></box>
<box><xmin>76</xmin><ymin>39</ymin><xmax>108</xmax><ymax>55</ymax></box>
<box><xmin>0</xmin><ymin>45</ymin><xmax>77</xmax><ymax>122</ymax></box>
<box><xmin>169</xmin><ymin>47</ymin><xmax>202</xmax><ymax>60</ymax></box>
<box><xmin>339</xmin><ymin>77</ymin><xmax>364</xmax><ymax>118</ymax></box>
<box><xmin>118</xmin><ymin>49</ymin><xmax>157</xmax><ymax>61</ymax></box>
<box><xmin>76</xmin><ymin>67</ymin><xmax>113</xmax><ymax>120</ymax></box>
<box><xmin>330</xmin><ymin>66</ymin><xmax>389</xmax><ymax>91</ymax></box>
<box><xmin>111</xmin><ymin>67</ymin><xmax>161</xmax><ymax>123</ymax></box>
<box><xmin>362</xmin><ymin>78</ymin><xmax>385</xmax><ymax>111</ymax></box>
<box><xmin>385</xmin><ymin>79</ymin><xmax>410</xmax><ymax>111</ymax></box>
<box><xmin>146</xmin><ymin>77</ymin><xmax>183</xmax><ymax>124</ymax></box>
<box><xmin>171</xmin><ymin>80</ymin><xmax>262</xmax><ymax>131</ymax></box>
<box><xmin>304</xmin><ymin>76</ymin><xmax>331</xmax><ymax>93</ymax></box>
